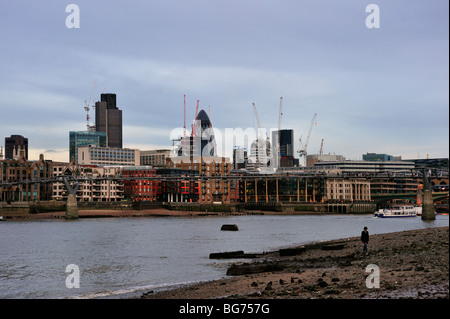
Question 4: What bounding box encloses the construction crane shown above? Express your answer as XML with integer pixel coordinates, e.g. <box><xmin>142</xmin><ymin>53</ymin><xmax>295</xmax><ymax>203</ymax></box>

<box><xmin>183</xmin><ymin>95</ymin><xmax>186</xmax><ymax>138</ymax></box>
<box><xmin>278</xmin><ymin>97</ymin><xmax>283</xmax><ymax>132</ymax></box>
<box><xmin>192</xmin><ymin>100</ymin><xmax>200</xmax><ymax>137</ymax></box>
<box><xmin>298</xmin><ymin>113</ymin><xmax>317</xmax><ymax>165</ymax></box>
<box><xmin>274</xmin><ymin>97</ymin><xmax>283</xmax><ymax>169</ymax></box>
<box><xmin>252</xmin><ymin>102</ymin><xmax>269</xmax><ymax>167</ymax></box>
<box><xmin>84</xmin><ymin>79</ymin><xmax>97</xmax><ymax>131</ymax></box>
<box><xmin>252</xmin><ymin>103</ymin><xmax>263</xmax><ymax>138</ymax></box>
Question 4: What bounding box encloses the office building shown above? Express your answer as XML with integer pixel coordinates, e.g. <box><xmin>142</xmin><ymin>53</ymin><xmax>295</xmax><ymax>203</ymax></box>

<box><xmin>77</xmin><ymin>145</ymin><xmax>140</xmax><ymax>166</ymax></box>
<box><xmin>272</xmin><ymin>129</ymin><xmax>296</xmax><ymax>168</ymax></box>
<box><xmin>69</xmin><ymin>131</ymin><xmax>107</xmax><ymax>163</ymax></box>
<box><xmin>95</xmin><ymin>93</ymin><xmax>123</xmax><ymax>148</ymax></box>
<box><xmin>248</xmin><ymin>138</ymin><xmax>271</xmax><ymax>170</ymax></box>
<box><xmin>4</xmin><ymin>135</ymin><xmax>28</xmax><ymax>160</ymax></box>
<box><xmin>313</xmin><ymin>160</ymin><xmax>415</xmax><ymax>173</ymax></box>
<box><xmin>140</xmin><ymin>149</ymin><xmax>171</xmax><ymax>167</ymax></box>
<box><xmin>233</xmin><ymin>146</ymin><xmax>248</xmax><ymax>170</ymax></box>
<box><xmin>279</xmin><ymin>129</ymin><xmax>294</xmax><ymax>157</ymax></box>
<box><xmin>405</xmin><ymin>158</ymin><xmax>449</xmax><ymax>170</ymax></box>
<box><xmin>363</xmin><ymin>153</ymin><xmax>394</xmax><ymax>161</ymax></box>
<box><xmin>306</xmin><ymin>154</ymin><xmax>346</xmax><ymax>167</ymax></box>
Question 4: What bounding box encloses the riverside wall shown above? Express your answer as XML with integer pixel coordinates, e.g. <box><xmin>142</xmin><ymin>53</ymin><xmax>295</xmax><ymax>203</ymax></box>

<box><xmin>1</xmin><ymin>201</ymin><xmax>377</xmax><ymax>215</ymax></box>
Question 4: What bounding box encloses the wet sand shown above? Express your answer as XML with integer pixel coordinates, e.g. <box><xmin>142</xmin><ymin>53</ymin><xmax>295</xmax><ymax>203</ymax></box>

<box><xmin>0</xmin><ymin>208</ymin><xmax>246</xmax><ymax>220</ymax></box>
<box><xmin>0</xmin><ymin>208</ymin><xmax>328</xmax><ymax>220</ymax></box>
<box><xmin>141</xmin><ymin>226</ymin><xmax>449</xmax><ymax>299</ymax></box>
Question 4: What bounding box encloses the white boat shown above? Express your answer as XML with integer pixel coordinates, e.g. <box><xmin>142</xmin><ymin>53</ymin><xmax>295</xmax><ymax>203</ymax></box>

<box><xmin>414</xmin><ymin>206</ymin><xmax>422</xmax><ymax>216</ymax></box>
<box><xmin>374</xmin><ymin>205</ymin><xmax>419</xmax><ymax>218</ymax></box>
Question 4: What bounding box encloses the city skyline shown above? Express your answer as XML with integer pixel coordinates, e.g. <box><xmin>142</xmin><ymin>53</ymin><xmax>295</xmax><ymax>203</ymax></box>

<box><xmin>0</xmin><ymin>0</ymin><xmax>448</xmax><ymax>162</ymax></box>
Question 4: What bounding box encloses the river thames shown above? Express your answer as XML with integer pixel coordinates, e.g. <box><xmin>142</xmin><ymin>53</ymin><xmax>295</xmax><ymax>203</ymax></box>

<box><xmin>0</xmin><ymin>213</ymin><xmax>448</xmax><ymax>299</ymax></box>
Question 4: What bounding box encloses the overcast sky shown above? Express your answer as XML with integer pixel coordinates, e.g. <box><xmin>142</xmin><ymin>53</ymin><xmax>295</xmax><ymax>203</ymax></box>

<box><xmin>0</xmin><ymin>0</ymin><xmax>448</xmax><ymax>162</ymax></box>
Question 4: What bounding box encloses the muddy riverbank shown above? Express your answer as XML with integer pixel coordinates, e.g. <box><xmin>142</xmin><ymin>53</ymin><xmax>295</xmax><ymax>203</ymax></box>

<box><xmin>141</xmin><ymin>226</ymin><xmax>449</xmax><ymax>299</ymax></box>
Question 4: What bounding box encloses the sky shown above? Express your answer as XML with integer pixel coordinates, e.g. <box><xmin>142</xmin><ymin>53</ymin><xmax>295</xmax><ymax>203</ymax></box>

<box><xmin>0</xmin><ymin>0</ymin><xmax>448</xmax><ymax>163</ymax></box>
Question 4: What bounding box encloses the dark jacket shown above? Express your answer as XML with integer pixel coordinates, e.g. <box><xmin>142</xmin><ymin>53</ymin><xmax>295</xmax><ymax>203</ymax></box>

<box><xmin>361</xmin><ymin>230</ymin><xmax>369</xmax><ymax>243</ymax></box>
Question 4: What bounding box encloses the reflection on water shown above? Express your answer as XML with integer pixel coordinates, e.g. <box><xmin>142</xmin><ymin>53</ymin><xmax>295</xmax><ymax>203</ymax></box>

<box><xmin>0</xmin><ymin>214</ymin><xmax>448</xmax><ymax>298</ymax></box>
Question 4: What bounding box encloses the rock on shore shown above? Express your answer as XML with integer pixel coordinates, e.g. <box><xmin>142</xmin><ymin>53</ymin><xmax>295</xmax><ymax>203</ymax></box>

<box><xmin>142</xmin><ymin>226</ymin><xmax>449</xmax><ymax>299</ymax></box>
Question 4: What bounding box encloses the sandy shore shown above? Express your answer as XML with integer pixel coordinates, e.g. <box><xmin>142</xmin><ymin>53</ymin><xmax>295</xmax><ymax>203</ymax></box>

<box><xmin>141</xmin><ymin>226</ymin><xmax>449</xmax><ymax>299</ymax></box>
<box><xmin>0</xmin><ymin>208</ymin><xmax>329</xmax><ymax>220</ymax></box>
<box><xmin>0</xmin><ymin>208</ymin><xmax>249</xmax><ymax>220</ymax></box>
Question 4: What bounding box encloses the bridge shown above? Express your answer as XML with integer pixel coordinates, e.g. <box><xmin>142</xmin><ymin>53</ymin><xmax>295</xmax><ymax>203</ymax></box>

<box><xmin>372</xmin><ymin>192</ymin><xmax>449</xmax><ymax>204</ymax></box>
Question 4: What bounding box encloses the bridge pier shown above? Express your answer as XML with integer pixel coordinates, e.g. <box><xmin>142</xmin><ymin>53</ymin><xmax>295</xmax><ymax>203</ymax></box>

<box><xmin>63</xmin><ymin>178</ymin><xmax>79</xmax><ymax>220</ymax></box>
<box><xmin>422</xmin><ymin>190</ymin><xmax>435</xmax><ymax>220</ymax></box>
<box><xmin>421</xmin><ymin>170</ymin><xmax>435</xmax><ymax>221</ymax></box>
<box><xmin>66</xmin><ymin>194</ymin><xmax>79</xmax><ymax>219</ymax></box>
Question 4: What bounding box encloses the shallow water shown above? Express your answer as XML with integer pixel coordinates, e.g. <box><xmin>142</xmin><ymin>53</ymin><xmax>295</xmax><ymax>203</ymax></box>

<box><xmin>0</xmin><ymin>213</ymin><xmax>447</xmax><ymax>299</ymax></box>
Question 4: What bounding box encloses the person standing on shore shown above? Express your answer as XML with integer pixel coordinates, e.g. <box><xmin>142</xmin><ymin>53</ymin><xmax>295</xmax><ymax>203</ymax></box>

<box><xmin>361</xmin><ymin>226</ymin><xmax>369</xmax><ymax>253</ymax></box>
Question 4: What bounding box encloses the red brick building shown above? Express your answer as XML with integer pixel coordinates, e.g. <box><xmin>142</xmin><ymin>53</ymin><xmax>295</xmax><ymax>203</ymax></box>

<box><xmin>122</xmin><ymin>166</ymin><xmax>157</xmax><ymax>202</ymax></box>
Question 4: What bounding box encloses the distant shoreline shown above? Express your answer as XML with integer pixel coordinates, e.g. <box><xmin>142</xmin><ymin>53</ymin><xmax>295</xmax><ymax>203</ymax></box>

<box><xmin>0</xmin><ymin>208</ymin><xmax>370</xmax><ymax>221</ymax></box>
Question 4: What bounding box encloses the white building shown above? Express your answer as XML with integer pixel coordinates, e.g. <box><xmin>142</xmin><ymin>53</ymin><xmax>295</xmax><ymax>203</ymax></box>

<box><xmin>325</xmin><ymin>177</ymin><xmax>371</xmax><ymax>202</ymax></box>
<box><xmin>51</xmin><ymin>163</ymin><xmax>123</xmax><ymax>202</ymax></box>
<box><xmin>140</xmin><ymin>149</ymin><xmax>171</xmax><ymax>167</ymax></box>
<box><xmin>78</xmin><ymin>145</ymin><xmax>140</xmax><ymax>166</ymax></box>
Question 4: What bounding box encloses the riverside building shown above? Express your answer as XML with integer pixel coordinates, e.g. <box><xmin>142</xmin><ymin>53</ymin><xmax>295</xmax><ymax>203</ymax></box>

<box><xmin>122</xmin><ymin>166</ymin><xmax>158</xmax><ymax>202</ymax></box>
<box><xmin>166</xmin><ymin>156</ymin><xmax>233</xmax><ymax>204</ymax></box>
<box><xmin>51</xmin><ymin>162</ymin><xmax>123</xmax><ymax>202</ymax></box>
<box><xmin>0</xmin><ymin>154</ymin><xmax>55</xmax><ymax>202</ymax></box>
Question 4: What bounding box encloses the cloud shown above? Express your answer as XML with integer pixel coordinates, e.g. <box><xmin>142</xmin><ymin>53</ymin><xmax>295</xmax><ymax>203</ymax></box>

<box><xmin>0</xmin><ymin>0</ymin><xmax>448</xmax><ymax>161</ymax></box>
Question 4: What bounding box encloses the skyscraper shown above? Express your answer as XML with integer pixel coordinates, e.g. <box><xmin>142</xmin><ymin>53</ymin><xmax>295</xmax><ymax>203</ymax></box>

<box><xmin>175</xmin><ymin>109</ymin><xmax>217</xmax><ymax>158</ymax></box>
<box><xmin>95</xmin><ymin>93</ymin><xmax>123</xmax><ymax>148</ymax></box>
<box><xmin>272</xmin><ymin>129</ymin><xmax>296</xmax><ymax>168</ymax></box>
<box><xmin>279</xmin><ymin>129</ymin><xmax>294</xmax><ymax>157</ymax></box>
<box><xmin>233</xmin><ymin>146</ymin><xmax>248</xmax><ymax>170</ymax></box>
<box><xmin>4</xmin><ymin>135</ymin><xmax>28</xmax><ymax>160</ymax></box>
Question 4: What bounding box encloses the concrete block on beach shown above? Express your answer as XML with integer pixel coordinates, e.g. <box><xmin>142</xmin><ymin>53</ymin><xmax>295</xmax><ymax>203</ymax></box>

<box><xmin>209</xmin><ymin>250</ymin><xmax>260</xmax><ymax>259</ymax></box>
<box><xmin>221</xmin><ymin>224</ymin><xmax>239</xmax><ymax>231</ymax></box>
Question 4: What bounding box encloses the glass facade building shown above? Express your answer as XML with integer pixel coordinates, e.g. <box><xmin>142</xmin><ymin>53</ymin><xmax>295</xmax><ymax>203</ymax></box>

<box><xmin>362</xmin><ymin>153</ymin><xmax>394</xmax><ymax>161</ymax></box>
<box><xmin>69</xmin><ymin>131</ymin><xmax>107</xmax><ymax>163</ymax></box>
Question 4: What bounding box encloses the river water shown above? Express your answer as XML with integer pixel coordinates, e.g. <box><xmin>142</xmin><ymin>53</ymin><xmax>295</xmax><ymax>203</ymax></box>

<box><xmin>0</xmin><ymin>213</ymin><xmax>448</xmax><ymax>299</ymax></box>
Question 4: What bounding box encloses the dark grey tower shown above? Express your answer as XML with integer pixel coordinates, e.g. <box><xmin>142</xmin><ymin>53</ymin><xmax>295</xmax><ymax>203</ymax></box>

<box><xmin>278</xmin><ymin>129</ymin><xmax>295</xmax><ymax>167</ymax></box>
<box><xmin>279</xmin><ymin>129</ymin><xmax>294</xmax><ymax>157</ymax></box>
<box><xmin>195</xmin><ymin>110</ymin><xmax>216</xmax><ymax>157</ymax></box>
<box><xmin>95</xmin><ymin>93</ymin><xmax>123</xmax><ymax>148</ymax></box>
